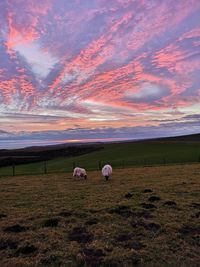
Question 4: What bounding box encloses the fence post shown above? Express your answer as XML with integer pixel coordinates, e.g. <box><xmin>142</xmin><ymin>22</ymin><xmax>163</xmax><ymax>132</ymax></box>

<box><xmin>73</xmin><ymin>162</ymin><xmax>76</xmax><ymax>170</ymax></box>
<box><xmin>122</xmin><ymin>160</ymin><xmax>125</xmax><ymax>168</ymax></box>
<box><xmin>44</xmin><ymin>161</ymin><xmax>47</xmax><ymax>174</ymax></box>
<box><xmin>98</xmin><ymin>161</ymin><xmax>101</xmax><ymax>170</ymax></box>
<box><xmin>163</xmin><ymin>158</ymin><xmax>166</xmax><ymax>165</ymax></box>
<box><xmin>12</xmin><ymin>164</ymin><xmax>15</xmax><ymax>176</ymax></box>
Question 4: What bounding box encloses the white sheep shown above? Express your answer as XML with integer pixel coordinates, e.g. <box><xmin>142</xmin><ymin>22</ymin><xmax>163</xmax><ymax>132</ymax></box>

<box><xmin>73</xmin><ymin>167</ymin><xmax>87</xmax><ymax>179</ymax></box>
<box><xmin>102</xmin><ymin>164</ymin><xmax>112</xmax><ymax>181</ymax></box>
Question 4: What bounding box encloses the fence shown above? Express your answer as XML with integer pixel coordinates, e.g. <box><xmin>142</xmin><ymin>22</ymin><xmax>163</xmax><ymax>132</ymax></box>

<box><xmin>0</xmin><ymin>156</ymin><xmax>200</xmax><ymax>177</ymax></box>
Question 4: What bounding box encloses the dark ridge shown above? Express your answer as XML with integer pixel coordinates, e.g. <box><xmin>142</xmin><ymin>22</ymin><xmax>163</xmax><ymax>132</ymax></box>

<box><xmin>151</xmin><ymin>133</ymin><xmax>200</xmax><ymax>142</ymax></box>
<box><xmin>0</xmin><ymin>143</ymin><xmax>103</xmax><ymax>167</ymax></box>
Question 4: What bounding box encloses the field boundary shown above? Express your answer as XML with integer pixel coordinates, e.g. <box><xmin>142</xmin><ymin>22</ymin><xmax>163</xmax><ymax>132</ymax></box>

<box><xmin>0</xmin><ymin>159</ymin><xmax>200</xmax><ymax>177</ymax></box>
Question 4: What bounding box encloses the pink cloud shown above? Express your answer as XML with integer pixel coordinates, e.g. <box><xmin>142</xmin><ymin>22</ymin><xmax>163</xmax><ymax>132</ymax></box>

<box><xmin>1</xmin><ymin>0</ymin><xmax>200</xmax><ymax>138</ymax></box>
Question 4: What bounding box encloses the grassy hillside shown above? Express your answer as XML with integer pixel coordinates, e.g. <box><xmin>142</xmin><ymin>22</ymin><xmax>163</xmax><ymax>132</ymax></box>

<box><xmin>155</xmin><ymin>133</ymin><xmax>200</xmax><ymax>142</ymax></box>
<box><xmin>0</xmin><ymin>143</ymin><xmax>103</xmax><ymax>167</ymax></box>
<box><xmin>0</xmin><ymin>140</ymin><xmax>200</xmax><ymax>176</ymax></box>
<box><xmin>0</xmin><ymin>164</ymin><xmax>199</xmax><ymax>266</ymax></box>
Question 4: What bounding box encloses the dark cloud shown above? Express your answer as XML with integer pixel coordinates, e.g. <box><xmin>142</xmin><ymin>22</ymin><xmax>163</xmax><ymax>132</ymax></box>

<box><xmin>183</xmin><ymin>114</ymin><xmax>200</xmax><ymax>121</ymax></box>
<box><xmin>0</xmin><ymin>119</ymin><xmax>199</xmax><ymax>149</ymax></box>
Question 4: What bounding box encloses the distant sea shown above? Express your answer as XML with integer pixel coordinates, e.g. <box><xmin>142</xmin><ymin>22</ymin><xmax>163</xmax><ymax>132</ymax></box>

<box><xmin>0</xmin><ymin>138</ymin><xmax>133</xmax><ymax>149</ymax></box>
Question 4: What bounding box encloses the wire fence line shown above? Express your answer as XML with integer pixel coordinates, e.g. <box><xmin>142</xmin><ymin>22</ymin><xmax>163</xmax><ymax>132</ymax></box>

<box><xmin>0</xmin><ymin>156</ymin><xmax>200</xmax><ymax>177</ymax></box>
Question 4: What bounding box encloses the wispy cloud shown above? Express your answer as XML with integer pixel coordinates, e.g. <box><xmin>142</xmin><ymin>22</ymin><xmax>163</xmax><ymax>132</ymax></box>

<box><xmin>0</xmin><ymin>0</ymin><xmax>200</xmax><ymax>147</ymax></box>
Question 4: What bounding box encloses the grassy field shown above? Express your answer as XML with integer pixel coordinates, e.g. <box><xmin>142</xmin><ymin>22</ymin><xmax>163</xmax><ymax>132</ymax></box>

<box><xmin>1</xmin><ymin>141</ymin><xmax>200</xmax><ymax>176</ymax></box>
<box><xmin>0</xmin><ymin>164</ymin><xmax>200</xmax><ymax>266</ymax></box>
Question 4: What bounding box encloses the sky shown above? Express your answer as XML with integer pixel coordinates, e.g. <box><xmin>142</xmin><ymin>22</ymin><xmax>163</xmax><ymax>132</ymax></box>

<box><xmin>0</xmin><ymin>0</ymin><xmax>200</xmax><ymax>148</ymax></box>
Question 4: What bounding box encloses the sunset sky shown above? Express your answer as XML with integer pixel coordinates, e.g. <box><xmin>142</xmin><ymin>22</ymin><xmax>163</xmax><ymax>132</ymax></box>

<box><xmin>0</xmin><ymin>0</ymin><xmax>200</xmax><ymax>148</ymax></box>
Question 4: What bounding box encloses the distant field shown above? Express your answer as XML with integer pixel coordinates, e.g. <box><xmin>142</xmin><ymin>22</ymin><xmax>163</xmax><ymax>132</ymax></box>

<box><xmin>0</xmin><ymin>164</ymin><xmax>200</xmax><ymax>266</ymax></box>
<box><xmin>0</xmin><ymin>140</ymin><xmax>200</xmax><ymax>176</ymax></box>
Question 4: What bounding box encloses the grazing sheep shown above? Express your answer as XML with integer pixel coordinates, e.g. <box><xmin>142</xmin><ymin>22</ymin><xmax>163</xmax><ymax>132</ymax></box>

<box><xmin>73</xmin><ymin>167</ymin><xmax>87</xmax><ymax>179</ymax></box>
<box><xmin>102</xmin><ymin>164</ymin><xmax>112</xmax><ymax>181</ymax></box>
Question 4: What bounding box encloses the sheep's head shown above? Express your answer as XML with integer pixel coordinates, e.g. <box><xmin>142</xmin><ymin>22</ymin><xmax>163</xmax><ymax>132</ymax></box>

<box><xmin>84</xmin><ymin>175</ymin><xmax>87</xmax><ymax>179</ymax></box>
<box><xmin>105</xmin><ymin>175</ymin><xmax>109</xmax><ymax>181</ymax></box>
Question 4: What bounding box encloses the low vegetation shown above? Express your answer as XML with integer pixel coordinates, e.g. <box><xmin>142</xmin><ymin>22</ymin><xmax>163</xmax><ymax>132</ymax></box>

<box><xmin>0</xmin><ymin>164</ymin><xmax>200</xmax><ymax>266</ymax></box>
<box><xmin>0</xmin><ymin>144</ymin><xmax>103</xmax><ymax>167</ymax></box>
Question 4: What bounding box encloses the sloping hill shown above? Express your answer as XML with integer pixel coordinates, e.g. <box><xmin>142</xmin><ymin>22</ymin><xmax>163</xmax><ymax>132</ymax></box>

<box><xmin>0</xmin><ymin>143</ymin><xmax>103</xmax><ymax>167</ymax></box>
<box><xmin>0</xmin><ymin>133</ymin><xmax>200</xmax><ymax>176</ymax></box>
<box><xmin>150</xmin><ymin>133</ymin><xmax>200</xmax><ymax>142</ymax></box>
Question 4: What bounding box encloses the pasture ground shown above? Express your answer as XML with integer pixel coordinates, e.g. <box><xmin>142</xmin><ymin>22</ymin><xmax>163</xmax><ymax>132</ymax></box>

<box><xmin>1</xmin><ymin>140</ymin><xmax>200</xmax><ymax>176</ymax></box>
<box><xmin>0</xmin><ymin>164</ymin><xmax>200</xmax><ymax>266</ymax></box>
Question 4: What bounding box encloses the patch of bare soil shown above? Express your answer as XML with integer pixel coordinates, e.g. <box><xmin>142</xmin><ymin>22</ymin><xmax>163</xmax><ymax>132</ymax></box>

<box><xmin>0</xmin><ymin>214</ymin><xmax>7</xmax><ymax>219</ymax></box>
<box><xmin>124</xmin><ymin>192</ymin><xmax>133</xmax><ymax>198</ymax></box>
<box><xmin>3</xmin><ymin>224</ymin><xmax>29</xmax><ymax>233</ymax></box>
<box><xmin>116</xmin><ymin>233</ymin><xmax>132</xmax><ymax>242</ymax></box>
<box><xmin>179</xmin><ymin>225</ymin><xmax>200</xmax><ymax>235</ymax></box>
<box><xmin>15</xmin><ymin>244</ymin><xmax>37</xmax><ymax>256</ymax></box>
<box><xmin>58</xmin><ymin>211</ymin><xmax>73</xmax><ymax>217</ymax></box>
<box><xmin>191</xmin><ymin>212</ymin><xmax>200</xmax><ymax>219</ymax></box>
<box><xmin>0</xmin><ymin>239</ymin><xmax>18</xmax><ymax>250</ymax></box>
<box><xmin>163</xmin><ymin>201</ymin><xmax>177</xmax><ymax>206</ymax></box>
<box><xmin>140</xmin><ymin>203</ymin><xmax>157</xmax><ymax>209</ymax></box>
<box><xmin>80</xmin><ymin>248</ymin><xmax>105</xmax><ymax>267</ymax></box>
<box><xmin>68</xmin><ymin>226</ymin><xmax>93</xmax><ymax>244</ymax></box>
<box><xmin>148</xmin><ymin>196</ymin><xmax>161</xmax><ymax>202</ymax></box>
<box><xmin>42</xmin><ymin>218</ymin><xmax>60</xmax><ymax>228</ymax></box>
<box><xmin>85</xmin><ymin>218</ymin><xmax>99</xmax><ymax>225</ymax></box>
<box><xmin>143</xmin><ymin>189</ymin><xmax>153</xmax><ymax>193</ymax></box>
<box><xmin>123</xmin><ymin>241</ymin><xmax>146</xmax><ymax>250</ymax></box>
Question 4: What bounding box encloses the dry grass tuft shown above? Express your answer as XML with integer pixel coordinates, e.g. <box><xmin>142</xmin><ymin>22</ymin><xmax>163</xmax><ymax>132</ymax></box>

<box><xmin>0</xmin><ymin>164</ymin><xmax>200</xmax><ymax>266</ymax></box>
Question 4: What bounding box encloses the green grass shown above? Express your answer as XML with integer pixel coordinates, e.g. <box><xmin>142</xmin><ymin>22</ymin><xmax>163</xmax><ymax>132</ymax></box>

<box><xmin>0</xmin><ymin>164</ymin><xmax>200</xmax><ymax>266</ymax></box>
<box><xmin>1</xmin><ymin>141</ymin><xmax>200</xmax><ymax>176</ymax></box>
